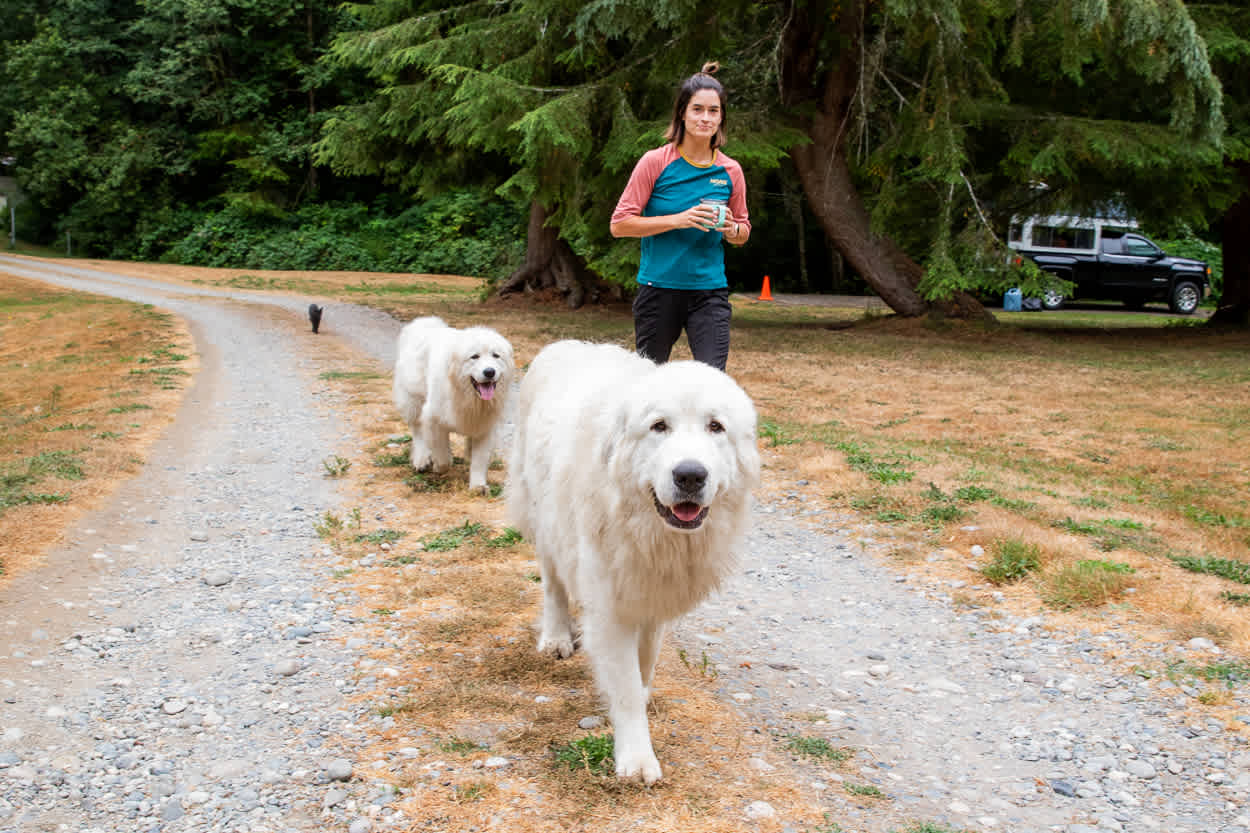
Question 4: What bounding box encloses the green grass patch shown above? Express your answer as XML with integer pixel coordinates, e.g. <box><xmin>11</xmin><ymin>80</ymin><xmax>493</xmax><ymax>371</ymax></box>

<box><xmin>406</xmin><ymin>471</ymin><xmax>454</xmax><ymax>492</ymax></box>
<box><xmin>783</xmin><ymin>735</ymin><xmax>851</xmax><ymax>762</ymax></box>
<box><xmin>1183</xmin><ymin>504</ymin><xmax>1249</xmax><ymax>528</ymax></box>
<box><xmin>1168</xmin><ymin>660</ymin><xmax>1250</xmax><ymax>688</ymax></box>
<box><xmin>1041</xmin><ymin>559</ymin><xmax>1137</xmax><ymax>609</ymax></box>
<box><xmin>980</xmin><ymin>539</ymin><xmax>1041</xmax><ymax>585</ymax></box>
<box><xmin>758</xmin><ymin>419</ymin><xmax>800</xmax><ymax>447</ymax></box>
<box><xmin>354</xmin><ymin>529</ymin><xmax>407</xmax><ymax>544</ymax></box>
<box><xmin>381</xmin><ymin>554</ymin><xmax>419</xmax><ymax>566</ymax></box>
<box><xmin>484</xmin><ymin>527</ymin><xmax>523</xmax><ymax>548</ymax></box>
<box><xmin>1169</xmin><ymin>554</ymin><xmax>1250</xmax><ymax>585</ymax></box>
<box><xmin>318</xmin><ymin>370</ymin><xmax>383</xmax><ymax>381</ymax></box>
<box><xmin>991</xmin><ymin>496</ymin><xmax>1036</xmax><ymax>513</ymax></box>
<box><xmin>553</xmin><ymin>734</ymin><xmax>615</xmax><ymax>776</ymax></box>
<box><xmin>954</xmin><ymin>485</ymin><xmax>996</xmax><ymax>502</ymax></box>
<box><xmin>340</xmin><ymin>280</ymin><xmax>458</xmax><ymax>296</ymax></box>
<box><xmin>921</xmin><ymin>503</ymin><xmax>965</xmax><ymax>524</ymax></box>
<box><xmin>1055</xmin><ymin>517</ymin><xmax>1158</xmax><ymax>552</ymax></box>
<box><xmin>50</xmin><ymin>423</ymin><xmax>94</xmax><ymax>432</ymax></box>
<box><xmin>1220</xmin><ymin>591</ymin><xmax>1250</xmax><ymax>606</ymax></box>
<box><xmin>321</xmin><ymin>455</ymin><xmax>352</xmax><ymax>477</ymax></box>
<box><xmin>373</xmin><ymin>451</ymin><xmax>411</xmax><ymax>468</ymax></box>
<box><xmin>844</xmin><ymin>783</ymin><xmax>885</xmax><ymax>797</ymax></box>
<box><xmin>835</xmin><ymin>441</ymin><xmax>915</xmax><ymax>484</ymax></box>
<box><xmin>421</xmin><ymin>521</ymin><xmax>483</xmax><ymax>551</ymax></box>
<box><xmin>107</xmin><ymin>403</ymin><xmax>151</xmax><ymax>414</ymax></box>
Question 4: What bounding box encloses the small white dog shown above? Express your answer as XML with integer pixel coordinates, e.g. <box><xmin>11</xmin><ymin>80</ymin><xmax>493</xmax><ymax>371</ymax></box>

<box><xmin>507</xmin><ymin>341</ymin><xmax>760</xmax><ymax>784</ymax></box>
<box><xmin>392</xmin><ymin>316</ymin><xmax>515</xmax><ymax>492</ymax></box>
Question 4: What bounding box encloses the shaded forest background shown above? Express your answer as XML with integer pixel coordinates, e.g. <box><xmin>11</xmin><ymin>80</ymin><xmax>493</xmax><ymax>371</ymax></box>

<box><xmin>0</xmin><ymin>0</ymin><xmax>1247</xmax><ymax>320</ymax></box>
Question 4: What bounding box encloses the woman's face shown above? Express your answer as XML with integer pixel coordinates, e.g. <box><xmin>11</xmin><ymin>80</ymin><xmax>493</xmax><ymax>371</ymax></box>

<box><xmin>683</xmin><ymin>89</ymin><xmax>723</xmax><ymax>143</ymax></box>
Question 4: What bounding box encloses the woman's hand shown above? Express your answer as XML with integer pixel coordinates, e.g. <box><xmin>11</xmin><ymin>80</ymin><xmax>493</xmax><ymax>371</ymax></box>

<box><xmin>681</xmin><ymin>203</ymin><xmax>720</xmax><ymax>231</ymax></box>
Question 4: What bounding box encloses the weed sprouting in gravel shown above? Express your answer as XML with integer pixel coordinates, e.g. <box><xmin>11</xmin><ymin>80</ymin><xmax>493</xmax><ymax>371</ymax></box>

<box><xmin>322</xmin><ymin>455</ymin><xmax>352</xmax><ymax>477</ymax></box>
<box><xmin>354</xmin><ymin>528</ymin><xmax>406</xmax><ymax>544</ymax></box>
<box><xmin>844</xmin><ymin>783</ymin><xmax>885</xmax><ymax>797</ymax></box>
<box><xmin>783</xmin><ymin>734</ymin><xmax>851</xmax><ymax>762</ymax></box>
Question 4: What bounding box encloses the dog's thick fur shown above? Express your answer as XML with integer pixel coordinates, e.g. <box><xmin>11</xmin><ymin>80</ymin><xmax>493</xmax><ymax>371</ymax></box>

<box><xmin>507</xmin><ymin>341</ymin><xmax>760</xmax><ymax>784</ymax></box>
<box><xmin>392</xmin><ymin>317</ymin><xmax>515</xmax><ymax>492</ymax></box>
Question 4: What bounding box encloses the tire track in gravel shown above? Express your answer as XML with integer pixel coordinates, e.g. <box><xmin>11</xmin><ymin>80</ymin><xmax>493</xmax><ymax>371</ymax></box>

<box><xmin>3</xmin><ymin>255</ymin><xmax>1247</xmax><ymax>833</ymax></box>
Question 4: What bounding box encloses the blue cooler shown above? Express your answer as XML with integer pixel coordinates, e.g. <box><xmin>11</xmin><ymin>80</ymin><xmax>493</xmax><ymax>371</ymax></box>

<box><xmin>1003</xmin><ymin>287</ymin><xmax>1022</xmax><ymax>312</ymax></box>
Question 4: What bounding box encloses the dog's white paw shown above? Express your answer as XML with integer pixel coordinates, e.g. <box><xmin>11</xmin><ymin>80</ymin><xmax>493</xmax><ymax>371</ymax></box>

<box><xmin>537</xmin><ymin>633</ymin><xmax>576</xmax><ymax>659</ymax></box>
<box><xmin>614</xmin><ymin>745</ymin><xmax>662</xmax><ymax>785</ymax></box>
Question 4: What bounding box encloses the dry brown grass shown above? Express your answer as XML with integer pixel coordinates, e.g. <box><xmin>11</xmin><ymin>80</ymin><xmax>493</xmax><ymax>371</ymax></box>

<box><xmin>0</xmin><ymin>272</ymin><xmax>195</xmax><ymax>584</ymax></box>
<box><xmin>302</xmin><ymin>359</ymin><xmax>842</xmax><ymax>833</ymax></box>
<box><xmin>11</xmin><ymin>253</ymin><xmax>1250</xmax><ymax>827</ymax></box>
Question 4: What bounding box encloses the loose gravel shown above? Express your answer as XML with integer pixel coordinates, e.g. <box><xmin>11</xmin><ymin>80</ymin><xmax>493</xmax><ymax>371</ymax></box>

<box><xmin>1</xmin><ymin>255</ymin><xmax>1247</xmax><ymax>833</ymax></box>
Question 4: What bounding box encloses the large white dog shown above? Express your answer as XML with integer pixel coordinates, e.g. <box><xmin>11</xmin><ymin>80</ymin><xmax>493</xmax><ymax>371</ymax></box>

<box><xmin>392</xmin><ymin>317</ymin><xmax>515</xmax><ymax>493</ymax></box>
<box><xmin>507</xmin><ymin>341</ymin><xmax>760</xmax><ymax>784</ymax></box>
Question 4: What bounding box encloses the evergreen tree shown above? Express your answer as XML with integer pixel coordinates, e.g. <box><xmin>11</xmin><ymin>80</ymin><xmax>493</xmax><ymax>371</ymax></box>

<box><xmin>1192</xmin><ymin>1</ymin><xmax>1250</xmax><ymax>326</ymax></box>
<box><xmin>317</xmin><ymin>0</ymin><xmax>801</xmax><ymax>306</ymax></box>
<box><xmin>320</xmin><ymin>0</ymin><xmax>1225</xmax><ymax>315</ymax></box>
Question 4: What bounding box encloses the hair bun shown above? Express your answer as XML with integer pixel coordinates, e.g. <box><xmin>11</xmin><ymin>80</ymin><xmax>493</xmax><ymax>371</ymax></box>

<box><xmin>700</xmin><ymin>61</ymin><xmax>720</xmax><ymax>75</ymax></box>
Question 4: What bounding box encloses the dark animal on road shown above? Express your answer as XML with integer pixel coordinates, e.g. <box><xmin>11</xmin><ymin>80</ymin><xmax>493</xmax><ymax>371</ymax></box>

<box><xmin>308</xmin><ymin>304</ymin><xmax>323</xmax><ymax>334</ymax></box>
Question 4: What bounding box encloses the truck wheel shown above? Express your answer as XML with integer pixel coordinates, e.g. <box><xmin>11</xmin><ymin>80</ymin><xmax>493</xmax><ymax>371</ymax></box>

<box><xmin>1041</xmin><ymin>288</ymin><xmax>1065</xmax><ymax>310</ymax></box>
<box><xmin>1168</xmin><ymin>281</ymin><xmax>1201</xmax><ymax>315</ymax></box>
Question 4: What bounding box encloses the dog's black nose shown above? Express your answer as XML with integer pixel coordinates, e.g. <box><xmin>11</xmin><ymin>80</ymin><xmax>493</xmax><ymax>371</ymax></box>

<box><xmin>672</xmin><ymin>460</ymin><xmax>708</xmax><ymax>493</ymax></box>
<box><xmin>482</xmin><ymin>366</ymin><xmax>496</xmax><ymax>379</ymax></box>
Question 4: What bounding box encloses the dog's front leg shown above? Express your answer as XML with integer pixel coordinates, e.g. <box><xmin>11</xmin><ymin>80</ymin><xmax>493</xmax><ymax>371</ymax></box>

<box><xmin>466</xmin><ymin>435</ymin><xmax>490</xmax><ymax>493</ymax></box>
<box><xmin>588</xmin><ymin>617</ymin><xmax>662</xmax><ymax>785</ymax></box>
<box><xmin>418</xmin><ymin>410</ymin><xmax>452</xmax><ymax>472</ymax></box>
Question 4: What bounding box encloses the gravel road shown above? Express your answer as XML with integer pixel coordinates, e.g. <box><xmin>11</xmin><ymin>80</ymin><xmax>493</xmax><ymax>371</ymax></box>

<box><xmin>1</xmin><ymin>255</ymin><xmax>1247</xmax><ymax>833</ymax></box>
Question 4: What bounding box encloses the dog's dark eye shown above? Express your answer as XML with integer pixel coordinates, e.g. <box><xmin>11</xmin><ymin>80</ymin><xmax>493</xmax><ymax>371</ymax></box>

<box><xmin>470</xmin><ymin>353</ymin><xmax>480</xmax><ymax>360</ymax></box>
<box><xmin>708</xmin><ymin>420</ymin><xmax>725</xmax><ymax>434</ymax></box>
<box><xmin>492</xmin><ymin>352</ymin><xmax>500</xmax><ymax>359</ymax></box>
<box><xmin>651</xmin><ymin>419</ymin><xmax>668</xmax><ymax>433</ymax></box>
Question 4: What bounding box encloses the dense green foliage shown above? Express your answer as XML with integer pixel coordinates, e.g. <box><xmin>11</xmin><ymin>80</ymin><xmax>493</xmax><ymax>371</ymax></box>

<box><xmin>0</xmin><ymin>0</ymin><xmax>1246</xmax><ymax>311</ymax></box>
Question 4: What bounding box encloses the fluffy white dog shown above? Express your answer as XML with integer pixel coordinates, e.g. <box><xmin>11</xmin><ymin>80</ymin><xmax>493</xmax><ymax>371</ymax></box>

<box><xmin>507</xmin><ymin>341</ymin><xmax>760</xmax><ymax>784</ymax></box>
<box><xmin>392</xmin><ymin>316</ymin><xmax>515</xmax><ymax>493</ymax></box>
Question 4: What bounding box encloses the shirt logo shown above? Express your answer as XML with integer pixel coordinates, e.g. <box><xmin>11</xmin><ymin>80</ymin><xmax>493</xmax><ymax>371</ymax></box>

<box><xmin>709</xmin><ymin>178</ymin><xmax>728</xmax><ymax>186</ymax></box>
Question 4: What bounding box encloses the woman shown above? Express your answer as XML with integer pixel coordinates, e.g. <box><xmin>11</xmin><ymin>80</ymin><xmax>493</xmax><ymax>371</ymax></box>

<box><xmin>610</xmin><ymin>63</ymin><xmax>751</xmax><ymax>372</ymax></box>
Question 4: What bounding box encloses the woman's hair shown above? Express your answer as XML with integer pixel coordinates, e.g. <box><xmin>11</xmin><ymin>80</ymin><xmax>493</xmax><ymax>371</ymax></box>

<box><xmin>664</xmin><ymin>62</ymin><xmax>727</xmax><ymax>150</ymax></box>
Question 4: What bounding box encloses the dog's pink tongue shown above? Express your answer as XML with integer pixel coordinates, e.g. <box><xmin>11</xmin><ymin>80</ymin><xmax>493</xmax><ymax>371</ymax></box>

<box><xmin>672</xmin><ymin>502</ymin><xmax>702</xmax><ymax>522</ymax></box>
<box><xmin>477</xmin><ymin>381</ymin><xmax>496</xmax><ymax>401</ymax></box>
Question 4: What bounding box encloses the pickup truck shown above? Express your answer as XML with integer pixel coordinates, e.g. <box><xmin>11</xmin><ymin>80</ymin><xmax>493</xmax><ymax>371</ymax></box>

<box><xmin>1007</xmin><ymin>215</ymin><xmax>1211</xmax><ymax>314</ymax></box>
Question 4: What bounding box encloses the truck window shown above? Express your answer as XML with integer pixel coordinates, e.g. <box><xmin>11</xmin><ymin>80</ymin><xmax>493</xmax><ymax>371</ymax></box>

<box><xmin>1123</xmin><ymin>235</ymin><xmax>1161</xmax><ymax>257</ymax></box>
<box><xmin>1100</xmin><ymin>237</ymin><xmax>1123</xmax><ymax>255</ymax></box>
<box><xmin>1033</xmin><ymin>225</ymin><xmax>1094</xmax><ymax>250</ymax></box>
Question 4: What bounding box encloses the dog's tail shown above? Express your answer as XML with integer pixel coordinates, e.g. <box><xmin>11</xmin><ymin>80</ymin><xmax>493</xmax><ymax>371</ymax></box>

<box><xmin>308</xmin><ymin>304</ymin><xmax>323</xmax><ymax>334</ymax></box>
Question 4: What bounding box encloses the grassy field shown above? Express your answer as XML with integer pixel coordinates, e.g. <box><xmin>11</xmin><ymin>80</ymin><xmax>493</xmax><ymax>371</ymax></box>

<box><xmin>4</xmin><ymin>253</ymin><xmax>1248</xmax><ymax>832</ymax></box>
<box><xmin>0</xmin><ymin>272</ymin><xmax>194</xmax><ymax>579</ymax></box>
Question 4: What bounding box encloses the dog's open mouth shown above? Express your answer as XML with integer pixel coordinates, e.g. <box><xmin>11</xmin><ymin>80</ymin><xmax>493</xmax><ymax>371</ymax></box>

<box><xmin>472</xmin><ymin>379</ymin><xmax>497</xmax><ymax>401</ymax></box>
<box><xmin>652</xmin><ymin>491</ymin><xmax>709</xmax><ymax>530</ymax></box>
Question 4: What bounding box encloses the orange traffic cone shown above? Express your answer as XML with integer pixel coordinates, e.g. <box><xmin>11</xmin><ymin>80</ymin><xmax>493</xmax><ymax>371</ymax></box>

<box><xmin>758</xmin><ymin>275</ymin><xmax>773</xmax><ymax>301</ymax></box>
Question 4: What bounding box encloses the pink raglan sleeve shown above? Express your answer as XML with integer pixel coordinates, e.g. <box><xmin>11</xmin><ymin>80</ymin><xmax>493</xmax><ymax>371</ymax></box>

<box><xmin>611</xmin><ymin>149</ymin><xmax>666</xmax><ymax>224</ymax></box>
<box><xmin>725</xmin><ymin>157</ymin><xmax>751</xmax><ymax>233</ymax></box>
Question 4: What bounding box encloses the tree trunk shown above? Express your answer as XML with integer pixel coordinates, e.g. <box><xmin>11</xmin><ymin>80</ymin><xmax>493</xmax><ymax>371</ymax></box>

<box><xmin>780</xmin><ymin>0</ymin><xmax>986</xmax><ymax>320</ymax></box>
<box><xmin>496</xmin><ymin>201</ymin><xmax>613</xmax><ymax>309</ymax></box>
<box><xmin>791</xmin><ymin>126</ymin><xmax>927</xmax><ymax>316</ymax></box>
<box><xmin>1210</xmin><ymin>160</ymin><xmax>1250</xmax><ymax>327</ymax></box>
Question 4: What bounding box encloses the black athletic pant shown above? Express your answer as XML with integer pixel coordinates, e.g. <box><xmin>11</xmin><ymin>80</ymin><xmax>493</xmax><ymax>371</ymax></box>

<box><xmin>633</xmin><ymin>285</ymin><xmax>732</xmax><ymax>371</ymax></box>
